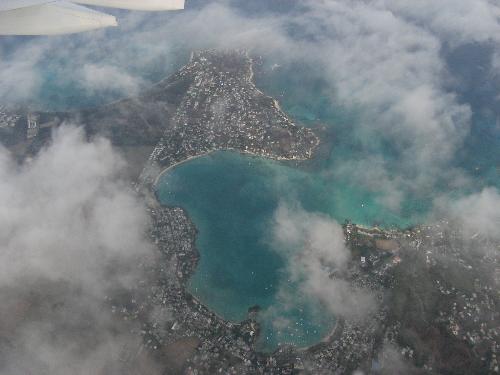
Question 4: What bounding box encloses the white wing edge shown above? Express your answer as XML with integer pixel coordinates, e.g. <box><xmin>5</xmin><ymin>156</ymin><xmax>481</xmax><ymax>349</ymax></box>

<box><xmin>75</xmin><ymin>0</ymin><xmax>185</xmax><ymax>11</ymax></box>
<box><xmin>0</xmin><ymin>0</ymin><xmax>55</xmax><ymax>12</ymax></box>
<box><xmin>0</xmin><ymin>1</ymin><xmax>117</xmax><ymax>35</ymax></box>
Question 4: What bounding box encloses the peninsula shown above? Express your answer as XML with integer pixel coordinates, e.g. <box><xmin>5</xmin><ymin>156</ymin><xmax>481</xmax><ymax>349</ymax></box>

<box><xmin>138</xmin><ymin>49</ymin><xmax>319</xmax><ymax>187</ymax></box>
<box><xmin>1</xmin><ymin>50</ymin><xmax>497</xmax><ymax>375</ymax></box>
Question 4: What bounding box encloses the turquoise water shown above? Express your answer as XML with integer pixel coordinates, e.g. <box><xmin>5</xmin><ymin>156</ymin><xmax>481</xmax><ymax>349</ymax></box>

<box><xmin>156</xmin><ymin>61</ymin><xmax>499</xmax><ymax>352</ymax></box>
<box><xmin>22</xmin><ymin>51</ymin><xmax>498</xmax><ymax>351</ymax></box>
<box><xmin>156</xmin><ymin>147</ymin><xmax>429</xmax><ymax>351</ymax></box>
<box><xmin>155</xmin><ymin>141</ymin><xmax>428</xmax><ymax>350</ymax></box>
<box><xmin>157</xmin><ymin>152</ymin><xmax>339</xmax><ymax>351</ymax></box>
<box><xmin>5</xmin><ymin>20</ymin><xmax>498</xmax><ymax>352</ymax></box>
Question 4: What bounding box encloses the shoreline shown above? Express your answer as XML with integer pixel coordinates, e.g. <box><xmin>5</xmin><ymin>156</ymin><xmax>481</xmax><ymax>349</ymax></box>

<box><xmin>153</xmin><ymin>151</ymin><xmax>214</xmax><ymax>187</ymax></box>
<box><xmin>152</xmin><ymin>146</ymin><xmax>318</xmax><ymax>188</ymax></box>
<box><xmin>152</xmin><ymin>148</ymin><xmax>342</xmax><ymax>355</ymax></box>
<box><xmin>146</xmin><ymin>50</ymin><xmax>326</xmax><ymax>355</ymax></box>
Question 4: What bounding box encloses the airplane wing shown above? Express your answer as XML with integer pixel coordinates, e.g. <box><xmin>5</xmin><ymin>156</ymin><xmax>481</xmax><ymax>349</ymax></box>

<box><xmin>0</xmin><ymin>0</ymin><xmax>117</xmax><ymax>35</ymax></box>
<box><xmin>75</xmin><ymin>0</ymin><xmax>185</xmax><ymax>11</ymax></box>
<box><xmin>0</xmin><ymin>0</ymin><xmax>55</xmax><ymax>11</ymax></box>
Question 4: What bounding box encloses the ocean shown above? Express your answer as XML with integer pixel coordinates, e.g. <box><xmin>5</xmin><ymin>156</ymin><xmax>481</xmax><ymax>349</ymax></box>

<box><xmin>4</xmin><ymin>7</ymin><xmax>498</xmax><ymax>351</ymax></box>
<box><xmin>156</xmin><ymin>59</ymin><xmax>499</xmax><ymax>351</ymax></box>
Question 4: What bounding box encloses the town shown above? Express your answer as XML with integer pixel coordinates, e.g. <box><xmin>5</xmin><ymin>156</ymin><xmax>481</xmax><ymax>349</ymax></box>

<box><xmin>0</xmin><ymin>105</ymin><xmax>21</xmax><ymax>129</ymax></box>
<box><xmin>124</xmin><ymin>203</ymin><xmax>499</xmax><ymax>374</ymax></box>
<box><xmin>1</xmin><ymin>50</ymin><xmax>497</xmax><ymax>374</ymax></box>
<box><xmin>139</xmin><ymin>50</ymin><xmax>319</xmax><ymax>187</ymax></box>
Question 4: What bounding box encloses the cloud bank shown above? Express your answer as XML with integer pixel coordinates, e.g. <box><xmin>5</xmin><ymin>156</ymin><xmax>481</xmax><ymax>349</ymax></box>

<box><xmin>273</xmin><ymin>203</ymin><xmax>375</xmax><ymax>321</ymax></box>
<box><xmin>435</xmin><ymin>187</ymin><xmax>500</xmax><ymax>241</ymax></box>
<box><xmin>2</xmin><ymin>0</ymin><xmax>498</xmax><ymax>216</ymax></box>
<box><xmin>0</xmin><ymin>126</ymin><xmax>158</xmax><ymax>374</ymax></box>
<box><xmin>0</xmin><ymin>1</ymin><xmax>499</xmax><ymax>362</ymax></box>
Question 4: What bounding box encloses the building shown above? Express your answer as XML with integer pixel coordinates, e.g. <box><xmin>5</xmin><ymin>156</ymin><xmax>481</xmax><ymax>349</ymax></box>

<box><xmin>27</xmin><ymin>113</ymin><xmax>39</xmax><ymax>139</ymax></box>
<box><xmin>0</xmin><ymin>105</ymin><xmax>21</xmax><ymax>129</ymax></box>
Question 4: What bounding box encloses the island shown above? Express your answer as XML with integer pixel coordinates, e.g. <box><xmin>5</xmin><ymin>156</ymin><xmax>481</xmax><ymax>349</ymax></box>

<box><xmin>1</xmin><ymin>50</ymin><xmax>498</xmax><ymax>375</ymax></box>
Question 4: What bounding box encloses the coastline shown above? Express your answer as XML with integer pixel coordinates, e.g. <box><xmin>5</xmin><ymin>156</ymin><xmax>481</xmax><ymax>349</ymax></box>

<box><xmin>152</xmin><ymin>145</ymin><xmax>319</xmax><ymax>189</ymax></box>
<box><xmin>153</xmin><ymin>151</ymin><xmax>214</xmax><ymax>187</ymax></box>
<box><xmin>145</xmin><ymin>49</ymin><xmax>326</xmax><ymax>355</ymax></box>
<box><xmin>152</xmin><ymin>148</ymin><xmax>343</xmax><ymax>354</ymax></box>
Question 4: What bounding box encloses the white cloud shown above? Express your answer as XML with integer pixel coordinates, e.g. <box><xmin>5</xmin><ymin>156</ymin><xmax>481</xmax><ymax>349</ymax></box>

<box><xmin>81</xmin><ymin>63</ymin><xmax>146</xmax><ymax>95</ymax></box>
<box><xmin>0</xmin><ymin>126</ymin><xmax>158</xmax><ymax>374</ymax></box>
<box><xmin>382</xmin><ymin>0</ymin><xmax>500</xmax><ymax>45</ymax></box>
<box><xmin>0</xmin><ymin>125</ymin><xmax>151</xmax><ymax>286</ymax></box>
<box><xmin>0</xmin><ymin>2</ymin><xmax>498</xmax><ymax>370</ymax></box>
<box><xmin>273</xmin><ymin>203</ymin><xmax>375</xmax><ymax>320</ymax></box>
<box><xmin>377</xmin><ymin>342</ymin><xmax>417</xmax><ymax>374</ymax></box>
<box><xmin>435</xmin><ymin>187</ymin><xmax>500</xmax><ymax>240</ymax></box>
<box><xmin>0</xmin><ymin>41</ymin><xmax>46</xmax><ymax>103</ymax></box>
<box><xmin>295</xmin><ymin>1</ymin><xmax>472</xmax><ymax>199</ymax></box>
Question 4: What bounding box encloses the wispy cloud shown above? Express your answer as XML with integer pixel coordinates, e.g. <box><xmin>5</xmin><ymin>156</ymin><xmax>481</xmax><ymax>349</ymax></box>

<box><xmin>272</xmin><ymin>202</ymin><xmax>375</xmax><ymax>321</ymax></box>
<box><xmin>0</xmin><ymin>126</ymin><xmax>159</xmax><ymax>374</ymax></box>
<box><xmin>434</xmin><ymin>187</ymin><xmax>500</xmax><ymax>241</ymax></box>
<box><xmin>4</xmin><ymin>0</ymin><xmax>497</xmax><ymax>212</ymax></box>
